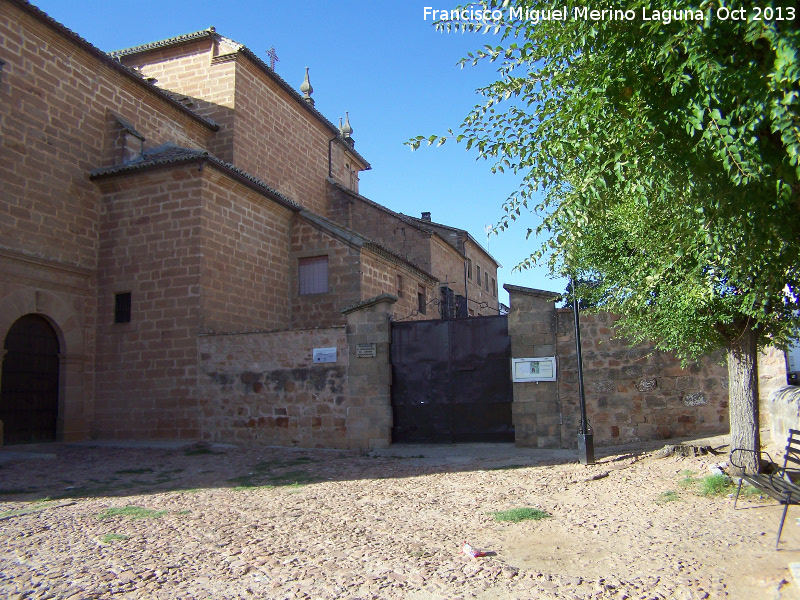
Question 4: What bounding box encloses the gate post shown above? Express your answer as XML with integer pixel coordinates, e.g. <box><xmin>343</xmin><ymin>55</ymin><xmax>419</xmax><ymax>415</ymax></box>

<box><xmin>504</xmin><ymin>285</ymin><xmax>562</xmax><ymax>448</ymax></box>
<box><xmin>341</xmin><ymin>293</ymin><xmax>398</xmax><ymax>450</ymax></box>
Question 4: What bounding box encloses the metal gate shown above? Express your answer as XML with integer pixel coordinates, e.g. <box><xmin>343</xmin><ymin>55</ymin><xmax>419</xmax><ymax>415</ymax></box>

<box><xmin>0</xmin><ymin>315</ymin><xmax>60</xmax><ymax>444</ymax></box>
<box><xmin>391</xmin><ymin>315</ymin><xmax>513</xmax><ymax>443</ymax></box>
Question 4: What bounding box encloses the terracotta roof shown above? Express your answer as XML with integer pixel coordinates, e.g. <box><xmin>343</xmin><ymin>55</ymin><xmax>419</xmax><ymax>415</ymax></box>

<box><xmin>108</xmin><ymin>28</ymin><xmax>218</xmax><ymax>57</ymax></box>
<box><xmin>89</xmin><ymin>143</ymin><xmax>300</xmax><ymax>211</ymax></box>
<box><xmin>110</xmin><ymin>28</ymin><xmax>371</xmax><ymax>170</ymax></box>
<box><xmin>9</xmin><ymin>0</ymin><xmax>219</xmax><ymax>132</ymax></box>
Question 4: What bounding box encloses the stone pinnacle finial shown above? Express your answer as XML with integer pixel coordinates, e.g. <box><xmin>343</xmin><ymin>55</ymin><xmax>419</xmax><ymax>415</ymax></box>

<box><xmin>300</xmin><ymin>67</ymin><xmax>314</xmax><ymax>106</ymax></box>
<box><xmin>342</xmin><ymin>111</ymin><xmax>353</xmax><ymax>137</ymax></box>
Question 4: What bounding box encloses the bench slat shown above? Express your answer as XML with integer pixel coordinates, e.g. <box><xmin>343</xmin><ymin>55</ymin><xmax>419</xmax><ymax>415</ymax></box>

<box><xmin>742</xmin><ymin>474</ymin><xmax>800</xmax><ymax>504</ymax></box>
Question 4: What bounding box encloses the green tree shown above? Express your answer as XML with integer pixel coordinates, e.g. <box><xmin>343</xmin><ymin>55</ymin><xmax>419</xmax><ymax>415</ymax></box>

<box><xmin>411</xmin><ymin>0</ymin><xmax>800</xmax><ymax>472</ymax></box>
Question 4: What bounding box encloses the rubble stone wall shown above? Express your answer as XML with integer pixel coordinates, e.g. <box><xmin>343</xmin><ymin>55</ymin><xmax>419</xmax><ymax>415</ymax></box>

<box><xmin>197</xmin><ymin>327</ymin><xmax>349</xmax><ymax>448</ymax></box>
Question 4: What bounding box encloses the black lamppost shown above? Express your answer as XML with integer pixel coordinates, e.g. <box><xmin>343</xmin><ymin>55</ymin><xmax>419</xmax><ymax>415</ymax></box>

<box><xmin>572</xmin><ymin>277</ymin><xmax>595</xmax><ymax>465</ymax></box>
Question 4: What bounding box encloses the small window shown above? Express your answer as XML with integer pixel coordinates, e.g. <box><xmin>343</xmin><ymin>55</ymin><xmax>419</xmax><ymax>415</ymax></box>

<box><xmin>485</xmin><ymin>272</ymin><xmax>489</xmax><ymax>289</ymax></box>
<box><xmin>114</xmin><ymin>292</ymin><xmax>132</xmax><ymax>323</ymax></box>
<box><xmin>417</xmin><ymin>285</ymin><xmax>426</xmax><ymax>315</ymax></box>
<box><xmin>476</xmin><ymin>266</ymin><xmax>481</xmax><ymax>287</ymax></box>
<box><xmin>491</xmin><ymin>278</ymin><xmax>496</xmax><ymax>297</ymax></box>
<box><xmin>467</xmin><ymin>258</ymin><xmax>472</xmax><ymax>279</ymax></box>
<box><xmin>298</xmin><ymin>256</ymin><xmax>328</xmax><ymax>295</ymax></box>
<box><xmin>396</xmin><ymin>274</ymin><xmax>403</xmax><ymax>298</ymax></box>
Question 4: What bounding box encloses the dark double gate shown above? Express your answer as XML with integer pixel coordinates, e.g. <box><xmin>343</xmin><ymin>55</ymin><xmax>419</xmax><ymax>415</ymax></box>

<box><xmin>391</xmin><ymin>315</ymin><xmax>513</xmax><ymax>443</ymax></box>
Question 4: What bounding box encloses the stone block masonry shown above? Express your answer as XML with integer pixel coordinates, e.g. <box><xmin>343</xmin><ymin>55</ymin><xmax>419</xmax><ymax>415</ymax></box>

<box><xmin>555</xmin><ymin>310</ymin><xmax>729</xmax><ymax>446</ymax></box>
<box><xmin>198</xmin><ymin>327</ymin><xmax>349</xmax><ymax>448</ymax></box>
<box><xmin>505</xmin><ymin>285</ymin><xmax>732</xmax><ymax>448</ymax></box>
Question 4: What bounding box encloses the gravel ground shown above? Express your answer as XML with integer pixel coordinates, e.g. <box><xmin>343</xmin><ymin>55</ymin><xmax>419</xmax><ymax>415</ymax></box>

<box><xmin>1</xmin><ymin>441</ymin><xmax>798</xmax><ymax>600</ymax></box>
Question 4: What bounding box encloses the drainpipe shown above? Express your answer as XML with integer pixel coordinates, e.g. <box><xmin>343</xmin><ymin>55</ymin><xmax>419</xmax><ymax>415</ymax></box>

<box><xmin>328</xmin><ymin>135</ymin><xmax>339</xmax><ymax>179</ymax></box>
<box><xmin>464</xmin><ymin>259</ymin><xmax>469</xmax><ymax>317</ymax></box>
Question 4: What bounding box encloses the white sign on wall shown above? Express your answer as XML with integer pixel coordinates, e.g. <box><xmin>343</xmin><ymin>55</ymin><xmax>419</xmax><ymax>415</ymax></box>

<box><xmin>313</xmin><ymin>347</ymin><xmax>337</xmax><ymax>363</ymax></box>
<box><xmin>511</xmin><ymin>357</ymin><xmax>557</xmax><ymax>382</ymax></box>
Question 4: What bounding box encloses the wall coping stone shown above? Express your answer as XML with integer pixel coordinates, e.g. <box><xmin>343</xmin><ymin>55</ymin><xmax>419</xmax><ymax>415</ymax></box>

<box><xmin>504</xmin><ymin>284</ymin><xmax>561</xmax><ymax>299</ymax></box>
<box><xmin>341</xmin><ymin>294</ymin><xmax>398</xmax><ymax>315</ymax></box>
<box><xmin>199</xmin><ymin>325</ymin><xmax>346</xmax><ymax>337</ymax></box>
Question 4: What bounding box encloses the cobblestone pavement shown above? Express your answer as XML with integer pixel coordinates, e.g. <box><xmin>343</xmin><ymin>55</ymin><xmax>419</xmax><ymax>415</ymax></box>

<box><xmin>1</xmin><ymin>442</ymin><xmax>798</xmax><ymax>600</ymax></box>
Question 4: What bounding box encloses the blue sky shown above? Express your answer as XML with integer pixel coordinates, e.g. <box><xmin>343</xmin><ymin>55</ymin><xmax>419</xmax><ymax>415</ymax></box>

<box><xmin>34</xmin><ymin>0</ymin><xmax>567</xmax><ymax>303</ymax></box>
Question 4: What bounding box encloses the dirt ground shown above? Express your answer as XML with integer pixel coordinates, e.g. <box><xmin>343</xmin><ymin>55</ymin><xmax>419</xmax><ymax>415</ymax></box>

<box><xmin>1</xmin><ymin>440</ymin><xmax>799</xmax><ymax>600</ymax></box>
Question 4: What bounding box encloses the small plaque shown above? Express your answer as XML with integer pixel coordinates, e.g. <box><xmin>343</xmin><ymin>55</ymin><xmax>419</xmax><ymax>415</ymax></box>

<box><xmin>356</xmin><ymin>343</ymin><xmax>377</xmax><ymax>358</ymax></box>
<box><xmin>313</xmin><ymin>347</ymin><xmax>337</xmax><ymax>363</ymax></box>
<box><xmin>511</xmin><ymin>357</ymin><xmax>557</xmax><ymax>382</ymax></box>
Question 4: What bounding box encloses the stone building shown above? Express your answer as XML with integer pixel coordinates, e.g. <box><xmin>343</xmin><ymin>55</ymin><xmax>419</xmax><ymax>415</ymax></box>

<box><xmin>0</xmin><ymin>0</ymin><xmax>500</xmax><ymax>446</ymax></box>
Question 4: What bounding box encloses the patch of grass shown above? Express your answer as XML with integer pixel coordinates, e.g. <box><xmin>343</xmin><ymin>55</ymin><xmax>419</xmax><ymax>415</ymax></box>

<box><xmin>252</xmin><ymin>460</ymin><xmax>282</xmax><ymax>472</ymax></box>
<box><xmin>268</xmin><ymin>470</ymin><xmax>317</xmax><ymax>485</ymax></box>
<box><xmin>99</xmin><ymin>533</ymin><xmax>130</xmax><ymax>543</ymax></box>
<box><xmin>96</xmin><ymin>505</ymin><xmax>168</xmax><ymax>520</ymax></box>
<box><xmin>490</xmin><ymin>507</ymin><xmax>551</xmax><ymax>523</ymax></box>
<box><xmin>678</xmin><ymin>470</ymin><xmax>698</xmax><ymax>488</ymax></box>
<box><xmin>226</xmin><ymin>474</ymin><xmax>275</xmax><ymax>491</ymax></box>
<box><xmin>114</xmin><ymin>468</ymin><xmax>153</xmax><ymax>475</ymax></box>
<box><xmin>698</xmin><ymin>474</ymin><xmax>734</xmax><ymax>497</ymax></box>
<box><xmin>737</xmin><ymin>483</ymin><xmax>764</xmax><ymax>499</ymax></box>
<box><xmin>655</xmin><ymin>491</ymin><xmax>682</xmax><ymax>504</ymax></box>
<box><xmin>184</xmin><ymin>447</ymin><xmax>223</xmax><ymax>456</ymax></box>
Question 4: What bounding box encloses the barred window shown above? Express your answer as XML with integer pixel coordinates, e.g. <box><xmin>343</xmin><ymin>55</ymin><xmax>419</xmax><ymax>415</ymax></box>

<box><xmin>298</xmin><ymin>256</ymin><xmax>328</xmax><ymax>295</ymax></box>
<box><xmin>476</xmin><ymin>266</ymin><xmax>482</xmax><ymax>287</ymax></box>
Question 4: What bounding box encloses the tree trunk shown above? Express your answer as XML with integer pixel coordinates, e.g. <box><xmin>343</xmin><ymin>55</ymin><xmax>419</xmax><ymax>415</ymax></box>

<box><xmin>727</xmin><ymin>327</ymin><xmax>761</xmax><ymax>474</ymax></box>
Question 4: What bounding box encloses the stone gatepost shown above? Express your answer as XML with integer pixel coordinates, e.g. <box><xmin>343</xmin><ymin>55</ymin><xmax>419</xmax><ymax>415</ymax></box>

<box><xmin>504</xmin><ymin>284</ymin><xmax>562</xmax><ymax>448</ymax></box>
<box><xmin>342</xmin><ymin>293</ymin><xmax>397</xmax><ymax>449</ymax></box>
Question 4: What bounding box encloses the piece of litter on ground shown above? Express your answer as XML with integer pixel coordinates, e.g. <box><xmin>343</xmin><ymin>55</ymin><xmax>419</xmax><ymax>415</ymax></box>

<box><xmin>462</xmin><ymin>542</ymin><xmax>486</xmax><ymax>558</ymax></box>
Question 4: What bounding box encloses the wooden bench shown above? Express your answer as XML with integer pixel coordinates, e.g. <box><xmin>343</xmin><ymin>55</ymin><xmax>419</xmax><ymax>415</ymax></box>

<box><xmin>732</xmin><ymin>428</ymin><xmax>800</xmax><ymax>549</ymax></box>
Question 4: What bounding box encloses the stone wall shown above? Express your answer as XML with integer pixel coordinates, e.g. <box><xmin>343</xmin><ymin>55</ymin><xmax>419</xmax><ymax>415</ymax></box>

<box><xmin>289</xmin><ymin>217</ymin><xmax>362</xmax><ymax>329</ymax></box>
<box><xmin>197</xmin><ymin>327</ymin><xmax>349</xmax><ymax>448</ymax></box>
<box><xmin>505</xmin><ymin>286</ymin><xmax>562</xmax><ymax>448</ymax></box>
<box><xmin>326</xmin><ymin>185</ymin><xmax>434</xmax><ymax>272</ymax></box>
<box><xmin>1</xmin><ymin>0</ymin><xmax>213</xmax><ymax>270</ymax></box>
<box><xmin>200</xmin><ymin>169</ymin><xmax>294</xmax><ymax>332</ymax></box>
<box><xmin>555</xmin><ymin>310</ymin><xmax>729</xmax><ymax>446</ymax></box>
<box><xmin>768</xmin><ymin>386</ymin><xmax>800</xmax><ymax>446</ymax></box>
<box><xmin>94</xmin><ymin>167</ymin><xmax>203</xmax><ymax>440</ymax></box>
<box><xmin>342</xmin><ymin>294</ymin><xmax>396</xmax><ymax>449</ymax></box>
<box><xmin>759</xmin><ymin>346</ymin><xmax>789</xmax><ymax>426</ymax></box>
<box><xmin>119</xmin><ymin>35</ymin><xmax>366</xmax><ymax>215</ymax></box>
<box><xmin>504</xmin><ymin>285</ymin><xmax>733</xmax><ymax>448</ymax></box>
<box><xmin>116</xmin><ymin>37</ymin><xmax>238</xmax><ymax>163</ymax></box>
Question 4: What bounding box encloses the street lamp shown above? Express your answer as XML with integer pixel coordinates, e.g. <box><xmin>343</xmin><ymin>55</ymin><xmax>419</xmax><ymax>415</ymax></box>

<box><xmin>571</xmin><ymin>277</ymin><xmax>595</xmax><ymax>465</ymax></box>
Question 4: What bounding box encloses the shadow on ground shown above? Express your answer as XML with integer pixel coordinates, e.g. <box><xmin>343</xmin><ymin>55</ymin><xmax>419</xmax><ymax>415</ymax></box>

<box><xmin>0</xmin><ymin>432</ymin><xmax>731</xmax><ymax>503</ymax></box>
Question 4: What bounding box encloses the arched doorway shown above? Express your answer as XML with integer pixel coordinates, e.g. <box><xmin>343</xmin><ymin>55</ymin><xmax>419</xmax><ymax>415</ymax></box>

<box><xmin>0</xmin><ymin>314</ymin><xmax>60</xmax><ymax>444</ymax></box>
